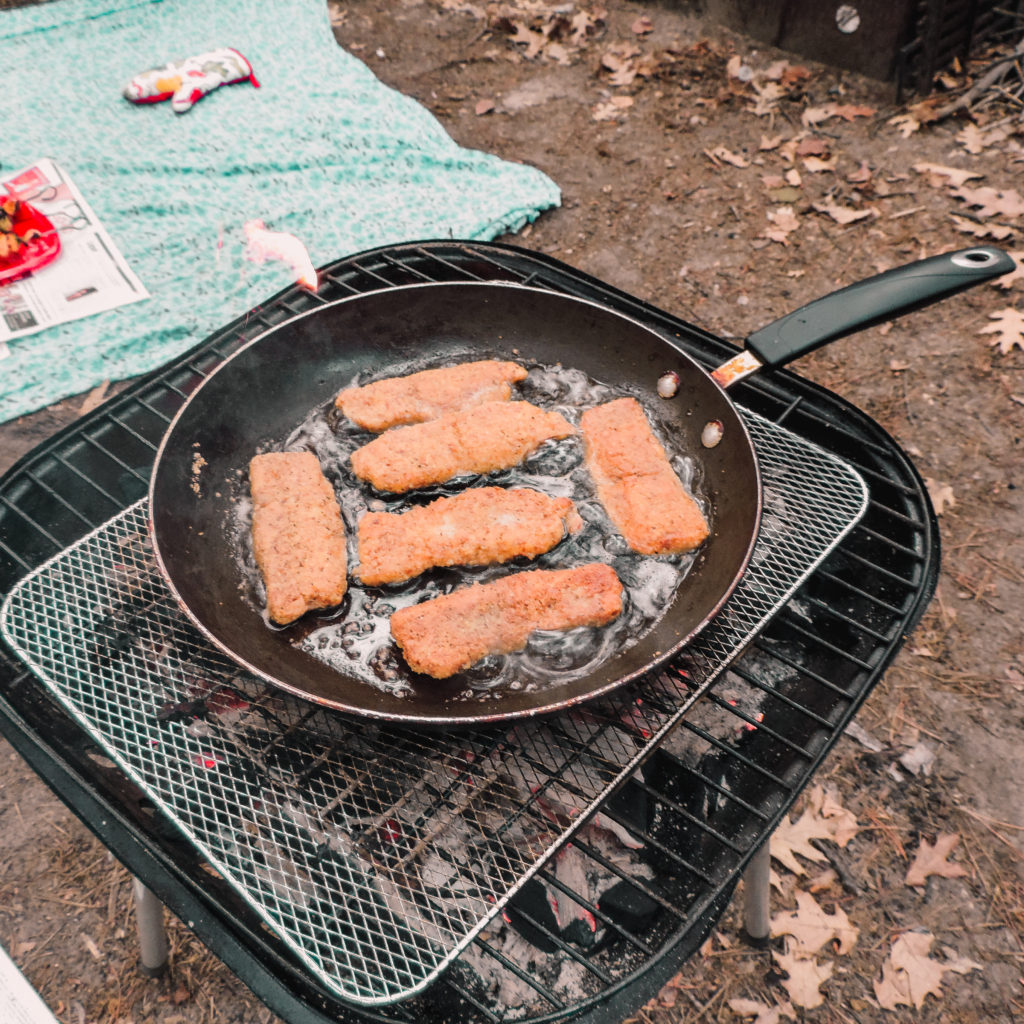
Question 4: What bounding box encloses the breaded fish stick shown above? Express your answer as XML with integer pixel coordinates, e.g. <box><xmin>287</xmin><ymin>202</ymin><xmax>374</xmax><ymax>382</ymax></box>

<box><xmin>581</xmin><ymin>397</ymin><xmax>709</xmax><ymax>555</ymax></box>
<box><xmin>356</xmin><ymin>487</ymin><xmax>583</xmax><ymax>585</ymax></box>
<box><xmin>390</xmin><ymin>563</ymin><xmax>624</xmax><ymax>678</ymax></box>
<box><xmin>350</xmin><ymin>400</ymin><xmax>576</xmax><ymax>493</ymax></box>
<box><xmin>249</xmin><ymin>452</ymin><xmax>348</xmax><ymax>625</ymax></box>
<box><xmin>336</xmin><ymin>359</ymin><xmax>528</xmax><ymax>431</ymax></box>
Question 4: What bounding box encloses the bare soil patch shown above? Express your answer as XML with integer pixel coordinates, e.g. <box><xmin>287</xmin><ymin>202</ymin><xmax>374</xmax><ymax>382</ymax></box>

<box><xmin>1</xmin><ymin>2</ymin><xmax>1022</xmax><ymax>1022</ymax></box>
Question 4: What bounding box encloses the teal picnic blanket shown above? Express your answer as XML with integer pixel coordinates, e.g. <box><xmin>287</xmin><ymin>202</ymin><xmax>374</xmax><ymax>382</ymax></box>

<box><xmin>0</xmin><ymin>0</ymin><xmax>560</xmax><ymax>423</ymax></box>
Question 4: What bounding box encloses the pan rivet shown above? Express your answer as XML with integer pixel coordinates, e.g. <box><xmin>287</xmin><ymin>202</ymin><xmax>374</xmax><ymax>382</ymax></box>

<box><xmin>657</xmin><ymin>371</ymin><xmax>681</xmax><ymax>398</ymax></box>
<box><xmin>702</xmin><ymin>420</ymin><xmax>724</xmax><ymax>448</ymax></box>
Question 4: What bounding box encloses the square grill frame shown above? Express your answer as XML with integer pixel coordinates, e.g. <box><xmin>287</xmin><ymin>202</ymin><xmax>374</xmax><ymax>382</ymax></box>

<box><xmin>0</xmin><ymin>241</ymin><xmax>940</xmax><ymax>1024</ymax></box>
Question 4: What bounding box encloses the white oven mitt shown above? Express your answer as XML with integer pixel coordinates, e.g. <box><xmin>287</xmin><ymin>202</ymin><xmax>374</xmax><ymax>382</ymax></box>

<box><xmin>123</xmin><ymin>47</ymin><xmax>260</xmax><ymax>113</ymax></box>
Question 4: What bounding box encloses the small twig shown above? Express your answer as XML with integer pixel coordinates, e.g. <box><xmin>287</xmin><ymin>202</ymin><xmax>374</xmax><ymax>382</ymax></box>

<box><xmin>682</xmin><ymin>986</ymin><xmax>725</xmax><ymax>1024</ymax></box>
<box><xmin>933</xmin><ymin>38</ymin><xmax>1024</xmax><ymax>120</ymax></box>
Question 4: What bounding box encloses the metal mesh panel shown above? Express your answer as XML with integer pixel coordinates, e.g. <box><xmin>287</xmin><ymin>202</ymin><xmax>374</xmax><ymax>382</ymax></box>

<box><xmin>0</xmin><ymin>410</ymin><xmax>865</xmax><ymax>1005</ymax></box>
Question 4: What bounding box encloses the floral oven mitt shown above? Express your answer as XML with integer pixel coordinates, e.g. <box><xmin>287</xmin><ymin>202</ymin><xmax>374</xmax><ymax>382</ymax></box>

<box><xmin>124</xmin><ymin>47</ymin><xmax>259</xmax><ymax>113</ymax></box>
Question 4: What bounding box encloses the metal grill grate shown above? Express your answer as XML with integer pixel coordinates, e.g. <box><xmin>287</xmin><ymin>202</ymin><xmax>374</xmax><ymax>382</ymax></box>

<box><xmin>1</xmin><ymin>410</ymin><xmax>865</xmax><ymax>1006</ymax></box>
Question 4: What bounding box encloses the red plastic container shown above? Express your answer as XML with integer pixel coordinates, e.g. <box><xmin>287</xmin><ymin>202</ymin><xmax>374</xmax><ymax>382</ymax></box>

<box><xmin>0</xmin><ymin>196</ymin><xmax>61</xmax><ymax>285</ymax></box>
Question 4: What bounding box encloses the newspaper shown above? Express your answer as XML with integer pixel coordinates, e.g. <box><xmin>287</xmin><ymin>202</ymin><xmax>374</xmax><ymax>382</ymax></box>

<box><xmin>0</xmin><ymin>158</ymin><xmax>148</xmax><ymax>350</ymax></box>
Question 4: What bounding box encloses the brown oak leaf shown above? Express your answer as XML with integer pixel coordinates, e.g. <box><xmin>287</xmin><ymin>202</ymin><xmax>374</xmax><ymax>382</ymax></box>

<box><xmin>770</xmin><ymin>785</ymin><xmax>859</xmax><ymax>873</ymax></box>
<box><xmin>992</xmin><ymin>252</ymin><xmax>1024</xmax><ymax>289</ymax></box>
<box><xmin>874</xmin><ymin>931</ymin><xmax>981</xmax><ymax>1010</ymax></box>
<box><xmin>762</xmin><ymin>206</ymin><xmax>799</xmax><ymax>245</ymax></box>
<box><xmin>813</xmin><ymin>203</ymin><xmax>876</xmax><ymax>224</ymax></box>
<box><xmin>888</xmin><ymin>113</ymin><xmax>920</xmax><ymax>137</ymax></box>
<box><xmin>953</xmin><ymin>185</ymin><xmax>1024</xmax><ymax>220</ymax></box>
<box><xmin>950</xmin><ymin>215</ymin><xmax>1015</xmax><ymax>241</ymax></box>
<box><xmin>706</xmin><ymin>146</ymin><xmax>750</xmax><ymax>168</ymax></box>
<box><xmin>829</xmin><ymin>103</ymin><xmax>876</xmax><ymax>121</ymax></box>
<box><xmin>905</xmin><ymin>833</ymin><xmax>969</xmax><ymax>888</ymax></box>
<box><xmin>956</xmin><ymin>123</ymin><xmax>987</xmax><ymax>155</ymax></box>
<box><xmin>913</xmin><ymin>162</ymin><xmax>983</xmax><ymax>189</ymax></box>
<box><xmin>728</xmin><ymin>997</ymin><xmax>796</xmax><ymax>1023</ymax></box>
<box><xmin>771</xmin><ymin>889</ymin><xmax>859</xmax><ymax>955</ymax></box>
<box><xmin>772</xmin><ymin>949</ymin><xmax>833</xmax><ymax>1008</ymax></box>
<box><xmin>924</xmin><ymin>479</ymin><xmax>956</xmax><ymax>516</ymax></box>
<box><xmin>979</xmin><ymin>307</ymin><xmax>1024</xmax><ymax>354</ymax></box>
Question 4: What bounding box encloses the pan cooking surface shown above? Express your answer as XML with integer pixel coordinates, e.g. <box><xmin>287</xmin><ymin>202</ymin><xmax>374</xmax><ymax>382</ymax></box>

<box><xmin>149</xmin><ymin>283</ymin><xmax>761</xmax><ymax>723</ymax></box>
<box><xmin>230</xmin><ymin>357</ymin><xmax>707</xmax><ymax>701</ymax></box>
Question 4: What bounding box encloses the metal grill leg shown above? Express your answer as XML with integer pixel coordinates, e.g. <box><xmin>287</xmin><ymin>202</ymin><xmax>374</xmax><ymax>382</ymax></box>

<box><xmin>741</xmin><ymin>840</ymin><xmax>771</xmax><ymax>947</ymax></box>
<box><xmin>132</xmin><ymin>877</ymin><xmax>169</xmax><ymax>977</ymax></box>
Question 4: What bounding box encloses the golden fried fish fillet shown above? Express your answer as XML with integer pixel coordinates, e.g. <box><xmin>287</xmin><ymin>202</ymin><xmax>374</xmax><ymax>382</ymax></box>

<box><xmin>581</xmin><ymin>397</ymin><xmax>709</xmax><ymax>555</ymax></box>
<box><xmin>356</xmin><ymin>486</ymin><xmax>583</xmax><ymax>585</ymax></box>
<box><xmin>249</xmin><ymin>452</ymin><xmax>348</xmax><ymax>625</ymax></box>
<box><xmin>336</xmin><ymin>359</ymin><xmax>528</xmax><ymax>431</ymax></box>
<box><xmin>350</xmin><ymin>400</ymin><xmax>576</xmax><ymax>493</ymax></box>
<box><xmin>390</xmin><ymin>563</ymin><xmax>624</xmax><ymax>678</ymax></box>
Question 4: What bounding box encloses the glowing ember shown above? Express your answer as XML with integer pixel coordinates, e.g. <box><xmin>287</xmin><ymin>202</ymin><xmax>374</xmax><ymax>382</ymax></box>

<box><xmin>243</xmin><ymin>219</ymin><xmax>318</xmax><ymax>291</ymax></box>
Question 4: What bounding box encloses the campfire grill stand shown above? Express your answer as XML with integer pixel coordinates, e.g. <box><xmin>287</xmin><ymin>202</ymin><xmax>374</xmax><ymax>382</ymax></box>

<box><xmin>0</xmin><ymin>241</ymin><xmax>938</xmax><ymax>1023</ymax></box>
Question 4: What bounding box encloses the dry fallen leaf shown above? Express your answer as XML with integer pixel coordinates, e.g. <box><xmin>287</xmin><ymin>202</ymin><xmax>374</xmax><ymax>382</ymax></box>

<box><xmin>924</xmin><ymin>478</ymin><xmax>956</xmax><ymax>515</ymax></box>
<box><xmin>992</xmin><ymin>252</ymin><xmax>1024</xmax><ymax>289</ymax></box>
<box><xmin>952</xmin><ymin>185</ymin><xmax>1024</xmax><ymax>220</ymax></box>
<box><xmin>761</xmin><ymin>206</ymin><xmax>799</xmax><ymax>245</ymax></box>
<box><xmin>950</xmin><ymin>215</ymin><xmax>1015</xmax><ymax>241</ymax></box>
<box><xmin>592</xmin><ymin>96</ymin><xmax>633</xmax><ymax>122</ymax></box>
<box><xmin>474</xmin><ymin>98</ymin><xmax>495</xmax><ymax>116</ymax></box>
<box><xmin>772</xmin><ymin>948</ymin><xmax>833</xmax><ymax>1008</ymax></box>
<box><xmin>847</xmin><ymin>162</ymin><xmax>873</xmax><ymax>184</ymax></box>
<box><xmin>79</xmin><ymin>379</ymin><xmax>110</xmax><ymax>416</ymax></box>
<box><xmin>813</xmin><ymin>203</ymin><xmax>876</xmax><ymax>225</ymax></box>
<box><xmin>771</xmin><ymin>808</ymin><xmax>830</xmax><ymax>874</ymax></box>
<box><xmin>874</xmin><ymin>931</ymin><xmax>982</xmax><ymax>1010</ymax></box>
<box><xmin>978</xmin><ymin>306</ymin><xmax>1024</xmax><ymax>354</ymax></box>
<box><xmin>905</xmin><ymin>833</ymin><xmax>969</xmax><ymax>888</ymax></box>
<box><xmin>830</xmin><ymin>103</ymin><xmax>876</xmax><ymax>121</ymax></box>
<box><xmin>706</xmin><ymin>146</ymin><xmax>750</xmax><ymax>168</ymax></box>
<box><xmin>631</xmin><ymin>14</ymin><xmax>653</xmax><ymax>35</ymax></box>
<box><xmin>795</xmin><ymin>136</ymin><xmax>829</xmax><ymax>157</ymax></box>
<box><xmin>770</xmin><ymin>784</ymin><xmax>858</xmax><ymax>873</ymax></box>
<box><xmin>819</xmin><ymin>787</ymin><xmax>858</xmax><ymax>846</ymax></box>
<box><xmin>771</xmin><ymin>889</ymin><xmax>859</xmax><ymax>956</ymax></box>
<box><xmin>801</xmin><ymin>156</ymin><xmax>837</xmax><ymax>173</ymax></box>
<box><xmin>748</xmin><ymin>81</ymin><xmax>785</xmax><ymax>117</ymax></box>
<box><xmin>727</xmin><ymin>997</ymin><xmax>796</xmax><ymax>1024</ymax></box>
<box><xmin>956</xmin><ymin>123</ymin><xmax>987</xmax><ymax>155</ymax></box>
<box><xmin>913</xmin><ymin>162</ymin><xmax>983</xmax><ymax>189</ymax></box>
<box><xmin>760</xmin><ymin>133</ymin><xmax>785</xmax><ymax>151</ymax></box>
<box><xmin>888</xmin><ymin>112</ymin><xmax>920</xmax><ymax>138</ymax></box>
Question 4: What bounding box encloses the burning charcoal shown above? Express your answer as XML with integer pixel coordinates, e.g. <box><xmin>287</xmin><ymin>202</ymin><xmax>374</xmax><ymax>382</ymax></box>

<box><xmin>502</xmin><ymin>878</ymin><xmax>560</xmax><ymax>953</ymax></box>
<box><xmin>603</xmin><ymin>778</ymin><xmax>649</xmax><ymax>839</ymax></box>
<box><xmin>156</xmin><ymin>698</ymin><xmax>210</xmax><ymax>723</ymax></box>
<box><xmin>597</xmin><ymin>878</ymin><xmax>663</xmax><ymax>937</ymax></box>
<box><xmin>561</xmin><ymin>916</ymin><xmax>599</xmax><ymax>950</ymax></box>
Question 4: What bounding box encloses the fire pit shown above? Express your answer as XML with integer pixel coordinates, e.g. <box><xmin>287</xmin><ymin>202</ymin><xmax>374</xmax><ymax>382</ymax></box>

<box><xmin>0</xmin><ymin>241</ymin><xmax>939</xmax><ymax>1023</ymax></box>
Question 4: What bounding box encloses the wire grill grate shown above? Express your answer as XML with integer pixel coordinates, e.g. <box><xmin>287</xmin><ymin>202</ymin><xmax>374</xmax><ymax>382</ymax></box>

<box><xmin>1</xmin><ymin>409</ymin><xmax>865</xmax><ymax>1005</ymax></box>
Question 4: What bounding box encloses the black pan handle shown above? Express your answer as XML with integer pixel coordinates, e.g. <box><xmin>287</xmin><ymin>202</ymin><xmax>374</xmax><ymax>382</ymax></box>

<box><xmin>744</xmin><ymin>246</ymin><xmax>1017</xmax><ymax>369</ymax></box>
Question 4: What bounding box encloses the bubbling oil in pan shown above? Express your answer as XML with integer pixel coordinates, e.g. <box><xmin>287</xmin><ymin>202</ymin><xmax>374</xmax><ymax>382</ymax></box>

<box><xmin>233</xmin><ymin>360</ymin><xmax>708</xmax><ymax>702</ymax></box>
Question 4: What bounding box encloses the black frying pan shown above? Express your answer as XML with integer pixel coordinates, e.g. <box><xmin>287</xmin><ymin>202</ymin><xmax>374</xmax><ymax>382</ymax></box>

<box><xmin>149</xmin><ymin>245</ymin><xmax>1014</xmax><ymax>724</ymax></box>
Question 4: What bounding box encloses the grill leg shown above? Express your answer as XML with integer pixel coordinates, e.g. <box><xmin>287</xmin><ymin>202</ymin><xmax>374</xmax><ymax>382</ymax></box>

<box><xmin>741</xmin><ymin>840</ymin><xmax>772</xmax><ymax>948</ymax></box>
<box><xmin>132</xmin><ymin>877</ymin><xmax>169</xmax><ymax>977</ymax></box>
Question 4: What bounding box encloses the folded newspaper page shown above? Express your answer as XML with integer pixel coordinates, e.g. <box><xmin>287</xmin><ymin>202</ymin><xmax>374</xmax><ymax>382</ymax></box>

<box><xmin>0</xmin><ymin>158</ymin><xmax>148</xmax><ymax>346</ymax></box>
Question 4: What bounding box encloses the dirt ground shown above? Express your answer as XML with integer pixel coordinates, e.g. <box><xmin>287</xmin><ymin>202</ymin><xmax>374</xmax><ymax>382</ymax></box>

<box><xmin>1</xmin><ymin>2</ymin><xmax>1023</xmax><ymax>1023</ymax></box>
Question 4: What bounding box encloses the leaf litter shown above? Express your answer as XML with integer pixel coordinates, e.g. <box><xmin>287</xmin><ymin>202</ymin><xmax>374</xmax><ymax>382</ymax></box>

<box><xmin>905</xmin><ymin>833</ymin><xmax>970</xmax><ymax>888</ymax></box>
<box><xmin>874</xmin><ymin>931</ymin><xmax>983</xmax><ymax>1010</ymax></box>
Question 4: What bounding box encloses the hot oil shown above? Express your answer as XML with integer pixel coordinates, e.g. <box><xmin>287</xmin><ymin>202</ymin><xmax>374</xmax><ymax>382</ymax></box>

<box><xmin>232</xmin><ymin>358</ymin><xmax>708</xmax><ymax>702</ymax></box>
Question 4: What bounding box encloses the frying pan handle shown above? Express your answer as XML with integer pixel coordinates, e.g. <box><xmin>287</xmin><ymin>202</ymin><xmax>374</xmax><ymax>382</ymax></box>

<box><xmin>744</xmin><ymin>246</ymin><xmax>1017</xmax><ymax>369</ymax></box>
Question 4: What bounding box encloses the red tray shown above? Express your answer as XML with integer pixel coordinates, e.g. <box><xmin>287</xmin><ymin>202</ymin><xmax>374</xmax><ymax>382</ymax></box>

<box><xmin>0</xmin><ymin>196</ymin><xmax>61</xmax><ymax>285</ymax></box>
